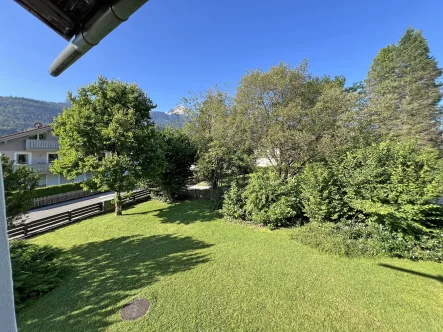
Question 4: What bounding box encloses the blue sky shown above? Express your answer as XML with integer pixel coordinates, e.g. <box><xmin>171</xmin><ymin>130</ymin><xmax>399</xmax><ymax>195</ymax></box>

<box><xmin>1</xmin><ymin>0</ymin><xmax>442</xmax><ymax>112</ymax></box>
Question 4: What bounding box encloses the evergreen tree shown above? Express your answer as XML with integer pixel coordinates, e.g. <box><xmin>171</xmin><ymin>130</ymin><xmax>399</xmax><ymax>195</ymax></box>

<box><xmin>366</xmin><ymin>28</ymin><xmax>442</xmax><ymax>146</ymax></box>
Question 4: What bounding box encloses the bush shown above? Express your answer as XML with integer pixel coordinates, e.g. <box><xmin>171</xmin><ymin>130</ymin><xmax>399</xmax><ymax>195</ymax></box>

<box><xmin>243</xmin><ymin>169</ymin><xmax>302</xmax><ymax>228</ymax></box>
<box><xmin>221</xmin><ymin>182</ymin><xmax>246</xmax><ymax>220</ymax></box>
<box><xmin>33</xmin><ymin>182</ymin><xmax>84</xmax><ymax>199</ymax></box>
<box><xmin>10</xmin><ymin>241</ymin><xmax>67</xmax><ymax>310</ymax></box>
<box><xmin>2</xmin><ymin>155</ymin><xmax>39</xmax><ymax>225</ymax></box>
<box><xmin>299</xmin><ymin>162</ymin><xmax>347</xmax><ymax>223</ymax></box>
<box><xmin>300</xmin><ymin>140</ymin><xmax>443</xmax><ymax>234</ymax></box>
<box><xmin>292</xmin><ymin>221</ymin><xmax>443</xmax><ymax>262</ymax></box>
<box><xmin>149</xmin><ymin>127</ymin><xmax>197</xmax><ymax>201</ymax></box>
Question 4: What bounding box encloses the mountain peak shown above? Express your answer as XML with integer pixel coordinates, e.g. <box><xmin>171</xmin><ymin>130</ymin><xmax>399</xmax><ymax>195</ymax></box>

<box><xmin>167</xmin><ymin>105</ymin><xmax>188</xmax><ymax>116</ymax></box>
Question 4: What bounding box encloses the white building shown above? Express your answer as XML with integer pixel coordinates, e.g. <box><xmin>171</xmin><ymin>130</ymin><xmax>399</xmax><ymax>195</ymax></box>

<box><xmin>0</xmin><ymin>125</ymin><xmax>88</xmax><ymax>186</ymax></box>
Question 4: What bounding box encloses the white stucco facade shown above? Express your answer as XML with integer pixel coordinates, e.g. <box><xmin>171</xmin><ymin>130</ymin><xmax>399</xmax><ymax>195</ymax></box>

<box><xmin>0</xmin><ymin>126</ymin><xmax>87</xmax><ymax>186</ymax></box>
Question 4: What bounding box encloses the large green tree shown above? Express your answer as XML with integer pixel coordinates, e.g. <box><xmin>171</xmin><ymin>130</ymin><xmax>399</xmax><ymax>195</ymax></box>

<box><xmin>366</xmin><ymin>28</ymin><xmax>443</xmax><ymax>146</ymax></box>
<box><xmin>234</xmin><ymin>61</ymin><xmax>359</xmax><ymax>178</ymax></box>
<box><xmin>184</xmin><ymin>88</ymin><xmax>254</xmax><ymax>189</ymax></box>
<box><xmin>2</xmin><ymin>155</ymin><xmax>39</xmax><ymax>226</ymax></box>
<box><xmin>52</xmin><ymin>76</ymin><xmax>165</xmax><ymax>215</ymax></box>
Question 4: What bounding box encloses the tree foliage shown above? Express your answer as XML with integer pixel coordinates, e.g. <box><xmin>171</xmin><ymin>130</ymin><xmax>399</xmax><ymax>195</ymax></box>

<box><xmin>300</xmin><ymin>140</ymin><xmax>443</xmax><ymax>234</ymax></box>
<box><xmin>365</xmin><ymin>28</ymin><xmax>443</xmax><ymax>146</ymax></box>
<box><xmin>149</xmin><ymin>127</ymin><xmax>197</xmax><ymax>200</ymax></box>
<box><xmin>52</xmin><ymin>76</ymin><xmax>165</xmax><ymax>215</ymax></box>
<box><xmin>241</xmin><ymin>169</ymin><xmax>302</xmax><ymax>228</ymax></box>
<box><xmin>234</xmin><ymin>61</ymin><xmax>360</xmax><ymax>178</ymax></box>
<box><xmin>184</xmin><ymin>87</ymin><xmax>254</xmax><ymax>189</ymax></box>
<box><xmin>2</xmin><ymin>155</ymin><xmax>39</xmax><ymax>226</ymax></box>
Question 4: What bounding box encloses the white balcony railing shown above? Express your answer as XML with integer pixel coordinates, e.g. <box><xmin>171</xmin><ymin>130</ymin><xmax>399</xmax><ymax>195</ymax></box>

<box><xmin>12</xmin><ymin>163</ymin><xmax>51</xmax><ymax>173</ymax></box>
<box><xmin>25</xmin><ymin>140</ymin><xmax>59</xmax><ymax>150</ymax></box>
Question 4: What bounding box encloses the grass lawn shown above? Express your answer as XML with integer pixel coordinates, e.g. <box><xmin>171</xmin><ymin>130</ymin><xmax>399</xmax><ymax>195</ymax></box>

<box><xmin>18</xmin><ymin>200</ymin><xmax>443</xmax><ymax>331</ymax></box>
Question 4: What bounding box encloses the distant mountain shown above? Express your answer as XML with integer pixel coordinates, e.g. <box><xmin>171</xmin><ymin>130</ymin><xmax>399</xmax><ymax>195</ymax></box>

<box><xmin>0</xmin><ymin>97</ymin><xmax>69</xmax><ymax>136</ymax></box>
<box><xmin>152</xmin><ymin>105</ymin><xmax>189</xmax><ymax>128</ymax></box>
<box><xmin>0</xmin><ymin>97</ymin><xmax>187</xmax><ymax>136</ymax></box>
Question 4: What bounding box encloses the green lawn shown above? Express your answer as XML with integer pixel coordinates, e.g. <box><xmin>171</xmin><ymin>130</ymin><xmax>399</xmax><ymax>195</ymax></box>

<box><xmin>18</xmin><ymin>200</ymin><xmax>443</xmax><ymax>331</ymax></box>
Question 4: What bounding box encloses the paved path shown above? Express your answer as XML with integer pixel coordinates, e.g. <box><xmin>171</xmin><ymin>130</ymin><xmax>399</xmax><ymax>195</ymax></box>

<box><xmin>23</xmin><ymin>192</ymin><xmax>115</xmax><ymax>222</ymax></box>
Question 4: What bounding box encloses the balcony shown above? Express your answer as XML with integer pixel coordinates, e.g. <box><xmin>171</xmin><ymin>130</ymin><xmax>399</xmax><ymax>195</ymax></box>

<box><xmin>13</xmin><ymin>163</ymin><xmax>51</xmax><ymax>173</ymax></box>
<box><xmin>25</xmin><ymin>140</ymin><xmax>59</xmax><ymax>150</ymax></box>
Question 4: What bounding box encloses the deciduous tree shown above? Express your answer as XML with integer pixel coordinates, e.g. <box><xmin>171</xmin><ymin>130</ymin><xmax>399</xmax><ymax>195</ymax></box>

<box><xmin>2</xmin><ymin>155</ymin><xmax>39</xmax><ymax>226</ymax></box>
<box><xmin>52</xmin><ymin>76</ymin><xmax>164</xmax><ymax>215</ymax></box>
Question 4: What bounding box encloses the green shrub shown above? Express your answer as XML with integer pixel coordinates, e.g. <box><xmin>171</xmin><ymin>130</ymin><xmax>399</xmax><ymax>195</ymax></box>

<box><xmin>33</xmin><ymin>182</ymin><xmax>84</xmax><ymax>199</ymax></box>
<box><xmin>299</xmin><ymin>162</ymin><xmax>347</xmax><ymax>223</ymax></box>
<box><xmin>292</xmin><ymin>221</ymin><xmax>443</xmax><ymax>262</ymax></box>
<box><xmin>151</xmin><ymin>127</ymin><xmax>197</xmax><ymax>201</ymax></box>
<box><xmin>243</xmin><ymin>169</ymin><xmax>302</xmax><ymax>228</ymax></box>
<box><xmin>10</xmin><ymin>241</ymin><xmax>67</xmax><ymax>310</ymax></box>
<box><xmin>221</xmin><ymin>181</ymin><xmax>245</xmax><ymax>220</ymax></box>
<box><xmin>300</xmin><ymin>140</ymin><xmax>443</xmax><ymax>234</ymax></box>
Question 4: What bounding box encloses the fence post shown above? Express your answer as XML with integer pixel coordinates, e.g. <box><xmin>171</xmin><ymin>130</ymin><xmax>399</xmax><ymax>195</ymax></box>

<box><xmin>68</xmin><ymin>211</ymin><xmax>72</xmax><ymax>222</ymax></box>
<box><xmin>23</xmin><ymin>223</ymin><xmax>28</xmax><ymax>238</ymax></box>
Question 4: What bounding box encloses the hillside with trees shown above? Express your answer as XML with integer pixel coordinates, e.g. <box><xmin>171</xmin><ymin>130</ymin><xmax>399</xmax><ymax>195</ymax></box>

<box><xmin>0</xmin><ymin>97</ymin><xmax>69</xmax><ymax>135</ymax></box>
<box><xmin>0</xmin><ymin>96</ymin><xmax>186</xmax><ymax>136</ymax></box>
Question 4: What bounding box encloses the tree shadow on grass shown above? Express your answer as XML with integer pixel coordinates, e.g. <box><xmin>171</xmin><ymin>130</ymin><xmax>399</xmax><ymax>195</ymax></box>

<box><xmin>378</xmin><ymin>263</ymin><xmax>443</xmax><ymax>283</ymax></box>
<box><xmin>18</xmin><ymin>234</ymin><xmax>213</xmax><ymax>331</ymax></box>
<box><xmin>127</xmin><ymin>200</ymin><xmax>216</xmax><ymax>225</ymax></box>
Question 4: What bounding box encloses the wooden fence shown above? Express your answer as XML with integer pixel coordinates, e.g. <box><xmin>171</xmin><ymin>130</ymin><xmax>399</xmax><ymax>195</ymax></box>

<box><xmin>33</xmin><ymin>190</ymin><xmax>98</xmax><ymax>209</ymax></box>
<box><xmin>8</xmin><ymin>190</ymin><xmax>151</xmax><ymax>240</ymax></box>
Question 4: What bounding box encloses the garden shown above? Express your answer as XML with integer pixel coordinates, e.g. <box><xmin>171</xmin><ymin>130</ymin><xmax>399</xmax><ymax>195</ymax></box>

<box><xmin>7</xmin><ymin>27</ymin><xmax>443</xmax><ymax>331</ymax></box>
<box><xmin>15</xmin><ymin>200</ymin><xmax>443</xmax><ymax>331</ymax></box>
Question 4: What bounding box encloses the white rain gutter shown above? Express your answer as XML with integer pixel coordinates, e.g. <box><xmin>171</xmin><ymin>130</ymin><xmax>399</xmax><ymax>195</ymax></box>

<box><xmin>49</xmin><ymin>0</ymin><xmax>150</xmax><ymax>77</ymax></box>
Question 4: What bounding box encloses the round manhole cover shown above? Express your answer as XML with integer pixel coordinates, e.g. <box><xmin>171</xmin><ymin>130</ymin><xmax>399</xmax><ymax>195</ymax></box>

<box><xmin>121</xmin><ymin>298</ymin><xmax>150</xmax><ymax>321</ymax></box>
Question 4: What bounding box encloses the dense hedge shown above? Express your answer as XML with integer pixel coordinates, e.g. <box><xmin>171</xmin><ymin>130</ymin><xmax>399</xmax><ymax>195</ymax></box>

<box><xmin>299</xmin><ymin>140</ymin><xmax>443</xmax><ymax>234</ymax></box>
<box><xmin>221</xmin><ymin>140</ymin><xmax>443</xmax><ymax>262</ymax></box>
<box><xmin>33</xmin><ymin>182</ymin><xmax>84</xmax><ymax>199</ymax></box>
<box><xmin>222</xmin><ymin>169</ymin><xmax>303</xmax><ymax>228</ymax></box>
<box><xmin>10</xmin><ymin>241</ymin><xmax>67</xmax><ymax>310</ymax></box>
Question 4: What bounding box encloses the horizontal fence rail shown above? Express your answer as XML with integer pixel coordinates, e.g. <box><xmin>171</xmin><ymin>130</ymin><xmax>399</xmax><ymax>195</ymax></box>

<box><xmin>8</xmin><ymin>190</ymin><xmax>151</xmax><ymax>240</ymax></box>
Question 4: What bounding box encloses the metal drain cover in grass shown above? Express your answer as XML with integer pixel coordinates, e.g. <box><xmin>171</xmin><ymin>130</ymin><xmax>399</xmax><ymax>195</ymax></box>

<box><xmin>121</xmin><ymin>298</ymin><xmax>150</xmax><ymax>321</ymax></box>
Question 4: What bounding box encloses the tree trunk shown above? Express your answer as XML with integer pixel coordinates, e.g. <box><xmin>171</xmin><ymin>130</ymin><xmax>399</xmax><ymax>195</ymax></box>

<box><xmin>115</xmin><ymin>192</ymin><xmax>122</xmax><ymax>216</ymax></box>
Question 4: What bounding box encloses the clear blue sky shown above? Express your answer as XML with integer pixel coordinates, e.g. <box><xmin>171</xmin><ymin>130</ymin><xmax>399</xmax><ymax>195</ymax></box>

<box><xmin>1</xmin><ymin>0</ymin><xmax>442</xmax><ymax>112</ymax></box>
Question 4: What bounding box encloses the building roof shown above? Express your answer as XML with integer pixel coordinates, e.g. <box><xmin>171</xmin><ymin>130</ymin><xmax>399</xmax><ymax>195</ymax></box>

<box><xmin>14</xmin><ymin>0</ymin><xmax>107</xmax><ymax>41</ymax></box>
<box><xmin>0</xmin><ymin>126</ymin><xmax>51</xmax><ymax>142</ymax></box>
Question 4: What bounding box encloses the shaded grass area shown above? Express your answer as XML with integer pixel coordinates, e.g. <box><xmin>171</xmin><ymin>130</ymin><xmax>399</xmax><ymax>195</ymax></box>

<box><xmin>18</xmin><ymin>200</ymin><xmax>443</xmax><ymax>331</ymax></box>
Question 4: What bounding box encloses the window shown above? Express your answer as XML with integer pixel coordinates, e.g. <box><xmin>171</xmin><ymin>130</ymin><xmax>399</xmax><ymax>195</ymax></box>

<box><xmin>29</xmin><ymin>133</ymin><xmax>47</xmax><ymax>140</ymax></box>
<box><xmin>48</xmin><ymin>153</ymin><xmax>58</xmax><ymax>163</ymax></box>
<box><xmin>16</xmin><ymin>154</ymin><xmax>29</xmax><ymax>164</ymax></box>
<box><xmin>97</xmin><ymin>152</ymin><xmax>106</xmax><ymax>162</ymax></box>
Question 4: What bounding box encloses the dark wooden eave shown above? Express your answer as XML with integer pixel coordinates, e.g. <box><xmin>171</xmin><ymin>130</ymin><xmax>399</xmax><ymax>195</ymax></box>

<box><xmin>14</xmin><ymin>0</ymin><xmax>110</xmax><ymax>41</ymax></box>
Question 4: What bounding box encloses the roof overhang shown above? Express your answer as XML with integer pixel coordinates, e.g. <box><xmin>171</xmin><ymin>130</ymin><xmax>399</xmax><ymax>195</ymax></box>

<box><xmin>15</xmin><ymin>0</ymin><xmax>150</xmax><ymax>76</ymax></box>
<box><xmin>0</xmin><ymin>126</ymin><xmax>51</xmax><ymax>143</ymax></box>
<box><xmin>15</xmin><ymin>0</ymin><xmax>106</xmax><ymax>41</ymax></box>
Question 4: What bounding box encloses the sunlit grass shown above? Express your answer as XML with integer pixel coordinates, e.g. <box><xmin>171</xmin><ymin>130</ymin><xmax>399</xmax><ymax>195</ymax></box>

<box><xmin>18</xmin><ymin>200</ymin><xmax>443</xmax><ymax>331</ymax></box>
